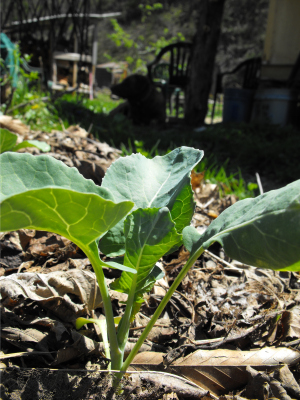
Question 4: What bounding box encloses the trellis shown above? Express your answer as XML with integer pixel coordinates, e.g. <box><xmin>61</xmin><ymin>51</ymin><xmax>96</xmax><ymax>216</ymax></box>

<box><xmin>1</xmin><ymin>0</ymin><xmax>120</xmax><ymax>91</ymax></box>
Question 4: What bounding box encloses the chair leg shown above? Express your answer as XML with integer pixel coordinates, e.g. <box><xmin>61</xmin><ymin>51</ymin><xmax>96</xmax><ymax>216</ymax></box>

<box><xmin>211</xmin><ymin>91</ymin><xmax>218</xmax><ymax>124</ymax></box>
<box><xmin>175</xmin><ymin>91</ymin><xmax>179</xmax><ymax>118</ymax></box>
<box><xmin>169</xmin><ymin>93</ymin><xmax>173</xmax><ymax>115</ymax></box>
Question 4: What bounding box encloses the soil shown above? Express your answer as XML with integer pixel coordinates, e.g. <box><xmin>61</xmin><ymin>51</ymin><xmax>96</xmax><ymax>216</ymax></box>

<box><xmin>1</xmin><ymin>125</ymin><xmax>300</xmax><ymax>400</ymax></box>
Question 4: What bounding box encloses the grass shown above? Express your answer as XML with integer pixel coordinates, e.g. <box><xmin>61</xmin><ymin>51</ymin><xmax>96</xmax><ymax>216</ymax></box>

<box><xmin>3</xmin><ymin>82</ymin><xmax>299</xmax><ymax>199</ymax></box>
<box><xmin>60</xmin><ymin>90</ymin><xmax>124</xmax><ymax>115</ymax></box>
<box><xmin>196</xmin><ymin>157</ymin><xmax>258</xmax><ymax>199</ymax></box>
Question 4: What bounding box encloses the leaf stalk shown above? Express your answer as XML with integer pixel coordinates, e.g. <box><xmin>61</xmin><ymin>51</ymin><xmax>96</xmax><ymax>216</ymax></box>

<box><xmin>120</xmin><ymin>245</ymin><xmax>205</xmax><ymax>372</ymax></box>
<box><xmin>117</xmin><ymin>272</ymin><xmax>138</xmax><ymax>354</ymax></box>
<box><xmin>84</xmin><ymin>244</ymin><xmax>123</xmax><ymax>370</ymax></box>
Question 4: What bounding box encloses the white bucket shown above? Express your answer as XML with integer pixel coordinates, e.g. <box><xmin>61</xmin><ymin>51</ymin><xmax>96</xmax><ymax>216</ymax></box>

<box><xmin>251</xmin><ymin>88</ymin><xmax>298</xmax><ymax>126</ymax></box>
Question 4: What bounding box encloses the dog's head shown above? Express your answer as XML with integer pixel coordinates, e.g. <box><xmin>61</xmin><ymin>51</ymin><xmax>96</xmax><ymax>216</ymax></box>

<box><xmin>111</xmin><ymin>74</ymin><xmax>151</xmax><ymax>100</ymax></box>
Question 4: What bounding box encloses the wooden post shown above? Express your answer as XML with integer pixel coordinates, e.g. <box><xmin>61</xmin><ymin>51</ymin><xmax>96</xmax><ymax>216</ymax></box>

<box><xmin>91</xmin><ymin>22</ymin><xmax>99</xmax><ymax>99</ymax></box>
<box><xmin>73</xmin><ymin>35</ymin><xmax>78</xmax><ymax>88</ymax></box>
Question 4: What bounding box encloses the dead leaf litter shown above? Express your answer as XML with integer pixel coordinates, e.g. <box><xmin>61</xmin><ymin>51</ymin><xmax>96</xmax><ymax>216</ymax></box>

<box><xmin>1</xmin><ymin>124</ymin><xmax>300</xmax><ymax>400</ymax></box>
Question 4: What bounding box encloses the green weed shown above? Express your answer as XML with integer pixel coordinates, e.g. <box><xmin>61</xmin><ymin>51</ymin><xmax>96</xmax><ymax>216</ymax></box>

<box><xmin>196</xmin><ymin>157</ymin><xmax>258</xmax><ymax>199</ymax></box>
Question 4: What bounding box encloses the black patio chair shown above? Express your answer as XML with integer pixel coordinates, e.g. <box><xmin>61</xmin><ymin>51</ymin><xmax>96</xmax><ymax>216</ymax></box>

<box><xmin>147</xmin><ymin>42</ymin><xmax>192</xmax><ymax>118</ymax></box>
<box><xmin>211</xmin><ymin>57</ymin><xmax>262</xmax><ymax>122</ymax></box>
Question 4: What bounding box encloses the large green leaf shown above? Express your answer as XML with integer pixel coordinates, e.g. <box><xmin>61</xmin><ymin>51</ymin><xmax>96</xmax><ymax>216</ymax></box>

<box><xmin>1</xmin><ymin>188</ymin><xmax>133</xmax><ymax>246</ymax></box>
<box><xmin>101</xmin><ymin>147</ymin><xmax>203</xmax><ymax>256</ymax></box>
<box><xmin>0</xmin><ymin>129</ymin><xmax>17</xmax><ymax>153</ymax></box>
<box><xmin>183</xmin><ymin>180</ymin><xmax>300</xmax><ymax>271</ymax></box>
<box><xmin>0</xmin><ymin>152</ymin><xmax>113</xmax><ymax>202</ymax></box>
<box><xmin>0</xmin><ymin>129</ymin><xmax>51</xmax><ymax>153</ymax></box>
<box><xmin>0</xmin><ymin>152</ymin><xmax>135</xmax><ymax>273</ymax></box>
<box><xmin>111</xmin><ymin>207</ymin><xmax>182</xmax><ymax>295</ymax></box>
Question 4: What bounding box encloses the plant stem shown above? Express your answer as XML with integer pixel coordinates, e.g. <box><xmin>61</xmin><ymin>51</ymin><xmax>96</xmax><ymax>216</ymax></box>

<box><xmin>94</xmin><ymin>319</ymin><xmax>111</xmax><ymax>364</ymax></box>
<box><xmin>85</xmin><ymin>243</ymin><xmax>123</xmax><ymax>370</ymax></box>
<box><xmin>117</xmin><ymin>272</ymin><xmax>138</xmax><ymax>354</ymax></box>
<box><xmin>120</xmin><ymin>245</ymin><xmax>205</xmax><ymax>372</ymax></box>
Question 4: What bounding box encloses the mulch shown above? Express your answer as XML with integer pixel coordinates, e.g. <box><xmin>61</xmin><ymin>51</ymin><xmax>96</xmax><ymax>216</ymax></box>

<box><xmin>1</xmin><ymin>124</ymin><xmax>300</xmax><ymax>400</ymax></box>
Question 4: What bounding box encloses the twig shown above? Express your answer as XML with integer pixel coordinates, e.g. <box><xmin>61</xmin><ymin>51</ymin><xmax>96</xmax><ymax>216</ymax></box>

<box><xmin>282</xmin><ymin>338</ymin><xmax>300</xmax><ymax>347</ymax></box>
<box><xmin>129</xmin><ymin>323</ymin><xmax>170</xmax><ymax>331</ymax></box>
<box><xmin>0</xmin><ymin>351</ymin><xmax>57</xmax><ymax>359</ymax></box>
<box><xmin>59</xmin><ymin>118</ymin><xmax>67</xmax><ymax>132</ymax></box>
<box><xmin>197</xmin><ymin>197</ymin><xmax>215</xmax><ymax>210</ymax></box>
<box><xmin>204</xmin><ymin>249</ymin><xmax>241</xmax><ymax>270</ymax></box>
<box><xmin>256</xmin><ymin>172</ymin><xmax>264</xmax><ymax>195</ymax></box>
<box><xmin>88</xmin><ymin>123</ymin><xmax>93</xmax><ymax>133</ymax></box>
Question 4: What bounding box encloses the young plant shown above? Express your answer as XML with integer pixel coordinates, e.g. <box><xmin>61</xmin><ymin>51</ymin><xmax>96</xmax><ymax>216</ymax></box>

<box><xmin>0</xmin><ymin>149</ymin><xmax>299</xmax><ymax>375</ymax></box>
<box><xmin>0</xmin><ymin>128</ymin><xmax>50</xmax><ymax>154</ymax></box>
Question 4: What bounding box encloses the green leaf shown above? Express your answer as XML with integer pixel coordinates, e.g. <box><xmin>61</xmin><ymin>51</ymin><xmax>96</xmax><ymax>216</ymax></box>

<box><xmin>0</xmin><ymin>129</ymin><xmax>17</xmax><ymax>153</ymax></box>
<box><xmin>0</xmin><ymin>152</ymin><xmax>113</xmax><ymax>202</ymax></box>
<box><xmin>13</xmin><ymin>140</ymin><xmax>51</xmax><ymax>152</ymax></box>
<box><xmin>101</xmin><ymin>147</ymin><xmax>203</xmax><ymax>256</ymax></box>
<box><xmin>0</xmin><ymin>187</ymin><xmax>133</xmax><ymax>245</ymax></box>
<box><xmin>0</xmin><ymin>152</ymin><xmax>135</xmax><ymax>273</ymax></box>
<box><xmin>111</xmin><ymin>207</ymin><xmax>181</xmax><ymax>295</ymax></box>
<box><xmin>76</xmin><ymin>316</ymin><xmax>121</xmax><ymax>330</ymax></box>
<box><xmin>0</xmin><ymin>129</ymin><xmax>51</xmax><ymax>153</ymax></box>
<box><xmin>183</xmin><ymin>180</ymin><xmax>300</xmax><ymax>271</ymax></box>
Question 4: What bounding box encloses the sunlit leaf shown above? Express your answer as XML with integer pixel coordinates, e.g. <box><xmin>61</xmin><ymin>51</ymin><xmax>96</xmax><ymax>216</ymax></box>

<box><xmin>0</xmin><ymin>152</ymin><xmax>134</xmax><ymax>273</ymax></box>
<box><xmin>0</xmin><ymin>129</ymin><xmax>17</xmax><ymax>153</ymax></box>
<box><xmin>183</xmin><ymin>180</ymin><xmax>300</xmax><ymax>271</ymax></box>
<box><xmin>101</xmin><ymin>147</ymin><xmax>203</xmax><ymax>256</ymax></box>
<box><xmin>13</xmin><ymin>139</ymin><xmax>50</xmax><ymax>152</ymax></box>
<box><xmin>111</xmin><ymin>207</ymin><xmax>181</xmax><ymax>295</ymax></box>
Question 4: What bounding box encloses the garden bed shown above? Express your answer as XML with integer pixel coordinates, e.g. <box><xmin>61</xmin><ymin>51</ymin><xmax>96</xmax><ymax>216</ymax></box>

<box><xmin>1</xmin><ymin>124</ymin><xmax>300</xmax><ymax>400</ymax></box>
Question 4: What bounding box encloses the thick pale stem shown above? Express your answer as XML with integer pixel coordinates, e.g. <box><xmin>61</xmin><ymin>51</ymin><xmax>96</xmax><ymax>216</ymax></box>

<box><xmin>117</xmin><ymin>273</ymin><xmax>138</xmax><ymax>354</ymax></box>
<box><xmin>95</xmin><ymin>319</ymin><xmax>111</xmax><ymax>363</ymax></box>
<box><xmin>84</xmin><ymin>244</ymin><xmax>123</xmax><ymax>370</ymax></box>
<box><xmin>120</xmin><ymin>245</ymin><xmax>205</xmax><ymax>372</ymax></box>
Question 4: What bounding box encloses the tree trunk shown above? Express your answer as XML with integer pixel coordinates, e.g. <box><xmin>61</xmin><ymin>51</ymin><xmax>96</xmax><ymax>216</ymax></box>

<box><xmin>185</xmin><ymin>0</ymin><xmax>226</xmax><ymax>126</ymax></box>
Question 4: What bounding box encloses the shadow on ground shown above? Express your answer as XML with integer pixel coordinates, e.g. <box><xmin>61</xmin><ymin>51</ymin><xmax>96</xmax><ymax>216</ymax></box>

<box><xmin>55</xmin><ymin>98</ymin><xmax>300</xmax><ymax>189</ymax></box>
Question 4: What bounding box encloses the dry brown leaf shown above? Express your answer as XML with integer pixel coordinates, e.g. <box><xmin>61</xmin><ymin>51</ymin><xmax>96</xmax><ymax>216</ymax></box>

<box><xmin>2</xmin><ymin>327</ymin><xmax>48</xmax><ymax>349</ymax></box>
<box><xmin>0</xmin><ymin>270</ymin><xmax>102</xmax><ymax>318</ymax></box>
<box><xmin>0</xmin><ymin>326</ymin><xmax>103</xmax><ymax>367</ymax></box>
<box><xmin>131</xmin><ymin>348</ymin><xmax>300</xmax><ymax>396</ymax></box>
<box><xmin>127</xmin><ymin>371</ymin><xmax>214</xmax><ymax>399</ymax></box>
<box><xmin>281</xmin><ymin>305</ymin><xmax>300</xmax><ymax>342</ymax></box>
<box><xmin>242</xmin><ymin>366</ymin><xmax>293</xmax><ymax>400</ymax></box>
<box><xmin>169</xmin><ymin>347</ymin><xmax>300</xmax><ymax>366</ymax></box>
<box><xmin>0</xmin><ymin>115</ymin><xmax>29</xmax><ymax>135</ymax></box>
<box><xmin>51</xmin><ymin>330</ymin><xmax>102</xmax><ymax>366</ymax></box>
<box><xmin>273</xmin><ymin>364</ymin><xmax>300</xmax><ymax>399</ymax></box>
<box><xmin>191</xmin><ymin>169</ymin><xmax>205</xmax><ymax>191</ymax></box>
<box><xmin>25</xmin><ymin>232</ymin><xmax>74</xmax><ymax>258</ymax></box>
<box><xmin>66</xmin><ymin>125</ymin><xmax>89</xmax><ymax>138</ymax></box>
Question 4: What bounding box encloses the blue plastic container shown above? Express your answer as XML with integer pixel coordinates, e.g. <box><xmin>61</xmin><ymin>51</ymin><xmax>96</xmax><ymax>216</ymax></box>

<box><xmin>223</xmin><ymin>88</ymin><xmax>254</xmax><ymax>123</ymax></box>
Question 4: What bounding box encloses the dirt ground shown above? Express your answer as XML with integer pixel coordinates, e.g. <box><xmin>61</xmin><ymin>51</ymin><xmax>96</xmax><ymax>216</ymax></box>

<box><xmin>1</xmin><ymin>122</ymin><xmax>300</xmax><ymax>400</ymax></box>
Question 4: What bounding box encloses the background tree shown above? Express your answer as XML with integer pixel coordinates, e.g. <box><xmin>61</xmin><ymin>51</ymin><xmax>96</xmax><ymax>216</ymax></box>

<box><xmin>185</xmin><ymin>0</ymin><xmax>226</xmax><ymax>126</ymax></box>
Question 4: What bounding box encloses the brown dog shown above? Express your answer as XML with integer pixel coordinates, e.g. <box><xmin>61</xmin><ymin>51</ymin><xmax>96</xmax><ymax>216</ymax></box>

<box><xmin>109</xmin><ymin>74</ymin><xmax>166</xmax><ymax>125</ymax></box>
